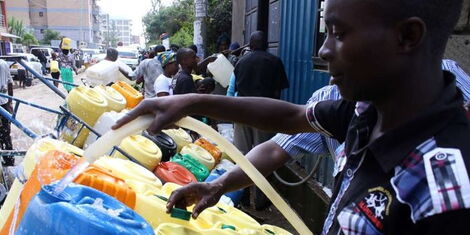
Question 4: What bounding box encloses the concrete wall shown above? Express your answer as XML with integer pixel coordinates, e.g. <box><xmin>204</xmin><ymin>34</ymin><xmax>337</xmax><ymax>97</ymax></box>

<box><xmin>444</xmin><ymin>34</ymin><xmax>470</xmax><ymax>73</ymax></box>
<box><xmin>5</xmin><ymin>0</ymin><xmax>31</xmax><ymax>26</ymax></box>
<box><xmin>231</xmin><ymin>0</ymin><xmax>245</xmax><ymax>45</ymax></box>
<box><xmin>445</xmin><ymin>0</ymin><xmax>470</xmax><ymax>73</ymax></box>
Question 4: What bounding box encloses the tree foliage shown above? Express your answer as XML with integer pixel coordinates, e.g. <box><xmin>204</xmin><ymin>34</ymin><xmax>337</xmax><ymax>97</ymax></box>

<box><xmin>142</xmin><ymin>0</ymin><xmax>232</xmax><ymax>55</ymax></box>
<box><xmin>206</xmin><ymin>0</ymin><xmax>232</xmax><ymax>54</ymax></box>
<box><xmin>8</xmin><ymin>17</ymin><xmax>26</xmax><ymax>43</ymax></box>
<box><xmin>41</xmin><ymin>29</ymin><xmax>61</xmax><ymax>45</ymax></box>
<box><xmin>22</xmin><ymin>33</ymin><xmax>39</xmax><ymax>46</ymax></box>
<box><xmin>143</xmin><ymin>0</ymin><xmax>194</xmax><ymax>45</ymax></box>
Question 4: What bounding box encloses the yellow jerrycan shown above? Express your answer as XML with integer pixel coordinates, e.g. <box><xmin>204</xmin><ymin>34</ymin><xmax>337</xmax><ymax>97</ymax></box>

<box><xmin>162</xmin><ymin>128</ymin><xmax>192</xmax><ymax>152</ymax></box>
<box><xmin>112</xmin><ymin>135</ymin><xmax>162</xmax><ymax>171</ymax></box>
<box><xmin>93</xmin><ymin>85</ymin><xmax>127</xmax><ymax>112</ymax></box>
<box><xmin>64</xmin><ymin>86</ymin><xmax>109</xmax><ymax>147</ymax></box>
<box><xmin>94</xmin><ymin>156</ymin><xmax>162</xmax><ymax>189</ymax></box>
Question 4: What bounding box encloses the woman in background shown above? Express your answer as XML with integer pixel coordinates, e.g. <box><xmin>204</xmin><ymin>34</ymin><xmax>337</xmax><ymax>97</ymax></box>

<box><xmin>57</xmin><ymin>38</ymin><xmax>77</xmax><ymax>92</ymax></box>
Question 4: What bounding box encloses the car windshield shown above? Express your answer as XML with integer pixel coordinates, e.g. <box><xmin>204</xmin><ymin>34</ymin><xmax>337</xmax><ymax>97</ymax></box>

<box><xmin>118</xmin><ymin>51</ymin><xmax>136</xmax><ymax>58</ymax></box>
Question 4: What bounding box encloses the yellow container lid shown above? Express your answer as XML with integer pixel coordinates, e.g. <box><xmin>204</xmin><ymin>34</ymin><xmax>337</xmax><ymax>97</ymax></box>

<box><xmin>93</xmin><ymin>85</ymin><xmax>127</xmax><ymax>112</ymax></box>
<box><xmin>94</xmin><ymin>156</ymin><xmax>162</xmax><ymax>189</ymax></box>
<box><xmin>162</xmin><ymin>128</ymin><xmax>192</xmax><ymax>152</ymax></box>
<box><xmin>113</xmin><ymin>135</ymin><xmax>162</xmax><ymax>171</ymax></box>
<box><xmin>180</xmin><ymin>144</ymin><xmax>215</xmax><ymax>170</ymax></box>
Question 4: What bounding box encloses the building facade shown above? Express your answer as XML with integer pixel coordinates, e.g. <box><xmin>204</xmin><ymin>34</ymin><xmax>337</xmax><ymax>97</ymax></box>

<box><xmin>0</xmin><ymin>0</ymin><xmax>15</xmax><ymax>55</ymax></box>
<box><xmin>6</xmin><ymin>0</ymin><xmax>101</xmax><ymax>48</ymax></box>
<box><xmin>109</xmin><ymin>17</ymin><xmax>132</xmax><ymax>46</ymax></box>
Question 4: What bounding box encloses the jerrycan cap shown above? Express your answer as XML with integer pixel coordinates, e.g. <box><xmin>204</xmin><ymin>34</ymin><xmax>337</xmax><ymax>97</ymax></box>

<box><xmin>221</xmin><ymin>224</ymin><xmax>236</xmax><ymax>230</ymax></box>
<box><xmin>40</xmin><ymin>185</ymin><xmax>72</xmax><ymax>203</ymax></box>
<box><xmin>170</xmin><ymin>208</ymin><xmax>192</xmax><ymax>221</ymax></box>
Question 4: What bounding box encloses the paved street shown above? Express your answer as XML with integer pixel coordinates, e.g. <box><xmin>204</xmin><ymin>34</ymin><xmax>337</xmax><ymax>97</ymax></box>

<box><xmin>10</xmin><ymin>73</ymin><xmax>84</xmax><ymax>150</ymax></box>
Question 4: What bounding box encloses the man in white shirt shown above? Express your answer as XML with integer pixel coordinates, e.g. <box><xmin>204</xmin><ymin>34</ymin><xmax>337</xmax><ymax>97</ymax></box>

<box><xmin>154</xmin><ymin>51</ymin><xmax>178</xmax><ymax>97</ymax></box>
<box><xmin>0</xmin><ymin>59</ymin><xmax>14</xmax><ymax>166</ymax></box>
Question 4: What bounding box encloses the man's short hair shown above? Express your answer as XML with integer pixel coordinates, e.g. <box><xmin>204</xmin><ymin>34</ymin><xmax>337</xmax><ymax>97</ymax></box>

<box><xmin>374</xmin><ymin>0</ymin><xmax>463</xmax><ymax>55</ymax></box>
<box><xmin>176</xmin><ymin>48</ymin><xmax>195</xmax><ymax>65</ymax></box>
<box><xmin>249</xmin><ymin>31</ymin><xmax>268</xmax><ymax>51</ymax></box>
<box><xmin>189</xmin><ymin>45</ymin><xmax>198</xmax><ymax>54</ymax></box>
<box><xmin>154</xmin><ymin>45</ymin><xmax>166</xmax><ymax>54</ymax></box>
<box><xmin>106</xmin><ymin>48</ymin><xmax>118</xmax><ymax>61</ymax></box>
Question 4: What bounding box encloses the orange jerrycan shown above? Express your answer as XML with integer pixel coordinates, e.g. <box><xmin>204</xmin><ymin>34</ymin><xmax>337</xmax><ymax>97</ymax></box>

<box><xmin>111</xmin><ymin>81</ymin><xmax>143</xmax><ymax>108</ymax></box>
<box><xmin>0</xmin><ymin>150</ymin><xmax>81</xmax><ymax>234</ymax></box>
<box><xmin>75</xmin><ymin>165</ymin><xmax>136</xmax><ymax>208</ymax></box>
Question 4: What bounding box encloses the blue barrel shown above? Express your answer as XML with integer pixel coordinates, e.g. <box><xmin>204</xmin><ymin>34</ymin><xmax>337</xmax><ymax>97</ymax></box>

<box><xmin>205</xmin><ymin>161</ymin><xmax>243</xmax><ymax>206</ymax></box>
<box><xmin>17</xmin><ymin>183</ymin><xmax>154</xmax><ymax>235</ymax></box>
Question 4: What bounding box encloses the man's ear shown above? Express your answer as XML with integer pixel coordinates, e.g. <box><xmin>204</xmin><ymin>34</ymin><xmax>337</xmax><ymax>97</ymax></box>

<box><xmin>396</xmin><ymin>17</ymin><xmax>426</xmax><ymax>53</ymax></box>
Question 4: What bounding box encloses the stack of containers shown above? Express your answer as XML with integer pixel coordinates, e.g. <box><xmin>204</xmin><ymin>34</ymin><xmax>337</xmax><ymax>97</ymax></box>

<box><xmin>1</xmin><ymin>135</ymin><xmax>293</xmax><ymax>235</ymax></box>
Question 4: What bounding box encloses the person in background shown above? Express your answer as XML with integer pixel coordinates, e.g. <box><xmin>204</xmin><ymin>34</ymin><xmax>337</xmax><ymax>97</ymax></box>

<box><xmin>58</xmin><ymin>39</ymin><xmax>78</xmax><ymax>92</ymax></box>
<box><xmin>120</xmin><ymin>45</ymin><xmax>166</xmax><ymax>98</ymax></box>
<box><xmin>196</xmin><ymin>77</ymin><xmax>216</xmax><ymax>94</ymax></box>
<box><xmin>50</xmin><ymin>53</ymin><xmax>60</xmax><ymax>87</ymax></box>
<box><xmin>32</xmin><ymin>49</ymin><xmax>48</xmax><ymax>75</ymax></box>
<box><xmin>232</xmin><ymin>31</ymin><xmax>289</xmax><ymax>154</ymax></box>
<box><xmin>104</xmin><ymin>48</ymin><xmax>119</xmax><ymax>62</ymax></box>
<box><xmin>189</xmin><ymin>44</ymin><xmax>201</xmax><ymax>63</ymax></box>
<box><xmin>0</xmin><ymin>59</ymin><xmax>14</xmax><ymax>166</ymax></box>
<box><xmin>154</xmin><ymin>51</ymin><xmax>178</xmax><ymax>97</ymax></box>
<box><xmin>216</xmin><ymin>33</ymin><xmax>231</xmax><ymax>54</ymax></box>
<box><xmin>227</xmin><ymin>42</ymin><xmax>241</xmax><ymax>66</ymax></box>
<box><xmin>173</xmin><ymin>48</ymin><xmax>198</xmax><ymax>94</ymax></box>
<box><xmin>170</xmin><ymin>44</ymin><xmax>180</xmax><ymax>53</ymax></box>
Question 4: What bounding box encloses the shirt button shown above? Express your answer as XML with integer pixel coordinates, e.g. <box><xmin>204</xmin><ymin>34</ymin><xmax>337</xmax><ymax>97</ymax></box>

<box><xmin>346</xmin><ymin>169</ymin><xmax>353</xmax><ymax>177</ymax></box>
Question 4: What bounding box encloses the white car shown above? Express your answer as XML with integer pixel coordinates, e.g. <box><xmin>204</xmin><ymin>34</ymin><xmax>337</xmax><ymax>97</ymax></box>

<box><xmin>117</xmin><ymin>50</ymin><xmax>139</xmax><ymax>70</ymax></box>
<box><xmin>1</xmin><ymin>53</ymin><xmax>43</xmax><ymax>80</ymax></box>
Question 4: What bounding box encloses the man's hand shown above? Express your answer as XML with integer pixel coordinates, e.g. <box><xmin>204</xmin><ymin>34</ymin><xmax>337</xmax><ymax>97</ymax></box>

<box><xmin>111</xmin><ymin>95</ymin><xmax>195</xmax><ymax>134</ymax></box>
<box><xmin>465</xmin><ymin>100</ymin><xmax>470</xmax><ymax>111</ymax></box>
<box><xmin>206</xmin><ymin>55</ymin><xmax>218</xmax><ymax>63</ymax></box>
<box><xmin>166</xmin><ymin>182</ymin><xmax>224</xmax><ymax>219</ymax></box>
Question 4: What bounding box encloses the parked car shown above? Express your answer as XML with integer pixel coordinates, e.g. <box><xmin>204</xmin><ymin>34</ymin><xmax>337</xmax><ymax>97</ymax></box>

<box><xmin>0</xmin><ymin>53</ymin><xmax>43</xmax><ymax>81</ymax></box>
<box><xmin>117</xmin><ymin>49</ymin><xmax>139</xmax><ymax>70</ymax></box>
<box><xmin>30</xmin><ymin>47</ymin><xmax>54</xmax><ymax>72</ymax></box>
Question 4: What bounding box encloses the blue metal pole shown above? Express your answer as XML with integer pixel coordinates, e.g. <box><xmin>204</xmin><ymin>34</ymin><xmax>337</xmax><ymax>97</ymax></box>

<box><xmin>0</xmin><ymin>106</ymin><xmax>38</xmax><ymax>139</ymax></box>
<box><xmin>17</xmin><ymin>59</ymin><xmax>67</xmax><ymax>99</ymax></box>
<box><xmin>0</xmin><ymin>93</ymin><xmax>63</xmax><ymax>115</ymax></box>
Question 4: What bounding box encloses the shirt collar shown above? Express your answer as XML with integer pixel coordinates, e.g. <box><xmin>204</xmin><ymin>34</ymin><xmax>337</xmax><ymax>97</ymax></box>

<box><xmin>360</xmin><ymin>71</ymin><xmax>466</xmax><ymax>173</ymax></box>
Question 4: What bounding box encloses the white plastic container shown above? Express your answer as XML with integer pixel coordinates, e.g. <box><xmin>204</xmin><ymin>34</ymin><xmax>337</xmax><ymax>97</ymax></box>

<box><xmin>116</xmin><ymin>61</ymin><xmax>136</xmax><ymax>86</ymax></box>
<box><xmin>84</xmin><ymin>110</ymin><xmax>133</xmax><ymax>149</ymax></box>
<box><xmin>85</xmin><ymin>60</ymin><xmax>120</xmax><ymax>86</ymax></box>
<box><xmin>207</xmin><ymin>54</ymin><xmax>234</xmax><ymax>88</ymax></box>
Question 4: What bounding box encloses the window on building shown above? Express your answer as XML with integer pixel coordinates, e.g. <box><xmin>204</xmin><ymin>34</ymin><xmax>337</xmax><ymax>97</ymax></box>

<box><xmin>39</xmin><ymin>12</ymin><xmax>44</xmax><ymax>17</ymax></box>
<box><xmin>313</xmin><ymin>0</ymin><xmax>327</xmax><ymax>71</ymax></box>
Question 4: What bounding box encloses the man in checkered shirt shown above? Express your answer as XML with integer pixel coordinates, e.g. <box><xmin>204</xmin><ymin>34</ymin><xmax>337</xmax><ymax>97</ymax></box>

<box><xmin>114</xmin><ymin>0</ymin><xmax>470</xmax><ymax>234</ymax></box>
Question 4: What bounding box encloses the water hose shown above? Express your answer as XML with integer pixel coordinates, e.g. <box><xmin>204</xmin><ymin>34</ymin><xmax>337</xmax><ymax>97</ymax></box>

<box><xmin>273</xmin><ymin>156</ymin><xmax>322</xmax><ymax>186</ymax></box>
<box><xmin>84</xmin><ymin>115</ymin><xmax>313</xmax><ymax>235</ymax></box>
